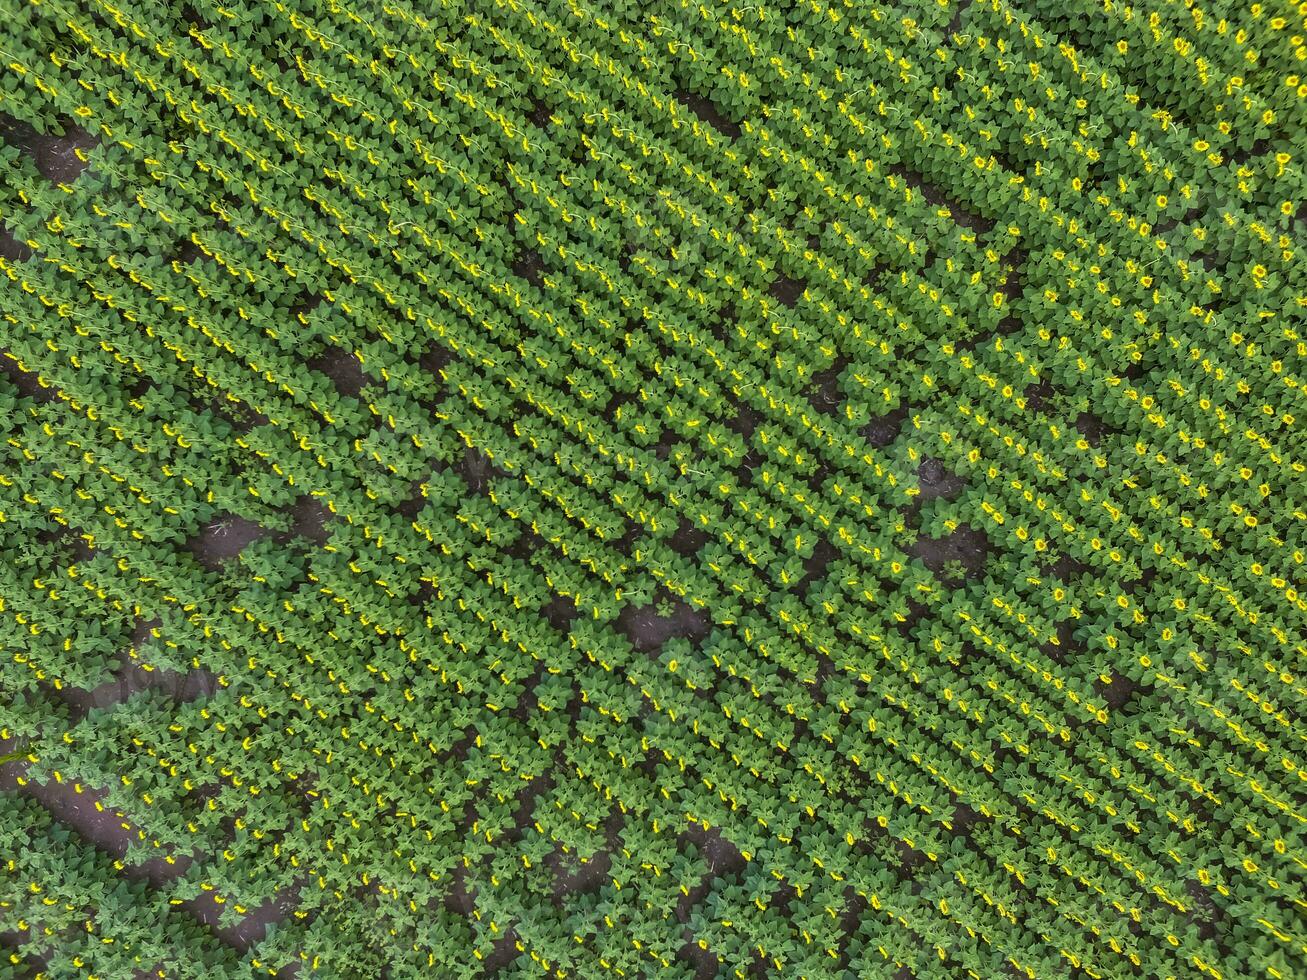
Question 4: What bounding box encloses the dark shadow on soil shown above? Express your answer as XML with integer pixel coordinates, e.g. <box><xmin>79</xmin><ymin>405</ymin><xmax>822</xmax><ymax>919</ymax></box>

<box><xmin>539</xmin><ymin>593</ymin><xmax>579</xmax><ymax>633</ymax></box>
<box><xmin>1122</xmin><ymin>564</ymin><xmax>1156</xmax><ymax>596</ymax></box>
<box><xmin>185</xmin><ymin>884</ymin><xmax>299</xmax><ymax>952</ymax></box>
<box><xmin>193</xmin><ymin>392</ymin><xmax>269</xmax><ymax>434</ymax></box>
<box><xmin>946</xmin><ymin>0</ymin><xmax>974</xmax><ymax>36</ymax></box>
<box><xmin>61</xmin><ymin>632</ymin><xmax>218</xmax><ymax>724</ymax></box>
<box><xmin>796</xmin><ymin>537</ymin><xmax>837</xmax><ymax>598</ymax></box>
<box><xmin>1075</xmin><ymin>411</ymin><xmax>1119</xmax><ymax>448</ymax></box>
<box><xmin>806</xmin><ymin>358</ymin><xmax>847</xmax><ymax>417</ymax></box>
<box><xmin>887</xmin><ymin>164</ymin><xmax>994</xmax><ymax>234</ymax></box>
<box><xmin>949</xmin><ymin>802</ymin><xmax>984</xmax><ymax>839</ymax></box>
<box><xmin>443</xmin><ymin>864</ymin><xmax>475</xmax><ymax>919</ymax></box>
<box><xmin>455</xmin><ymin>446</ymin><xmax>506</xmax><ymax>496</ymax></box>
<box><xmin>1022</xmin><ymin>379</ymin><xmax>1058</xmax><ymax>415</ymax></box>
<box><xmin>548</xmin><ymin>847</ymin><xmax>612</xmax><ymax>906</ymax></box>
<box><xmin>0</xmin><ymin>351</ymin><xmax>56</xmax><ymax>401</ymax></box>
<box><xmin>726</xmin><ymin>401</ymin><xmax>761</xmax><ymax>442</ymax></box>
<box><xmin>15</xmin><ymin>778</ymin><xmax>193</xmax><ymax>887</ymax></box>
<box><xmin>395</xmin><ymin>477</ymin><xmax>430</xmax><ymax>520</ymax></box>
<box><xmin>1040</xmin><ymin>619</ymin><xmax>1085</xmax><ymax>665</ymax></box>
<box><xmin>171</xmin><ymin>239</ymin><xmax>212</xmax><ymax>268</ymax></box>
<box><xmin>735</xmin><ymin>448</ymin><xmax>763</xmax><ymax>488</ymax></box>
<box><xmin>653</xmin><ymin>428</ymin><xmax>680</xmax><ymax>462</ymax></box>
<box><xmin>479</xmin><ymin>932</ymin><xmax>523</xmax><ymax>974</ymax></box>
<box><xmin>526</xmin><ymin>98</ymin><xmax>553</xmax><ymax>128</ymax></box>
<box><xmin>1184</xmin><ymin>879</ymin><xmax>1231</xmax><ymax>944</ymax></box>
<box><xmin>0</xmin><ymin>927</ymin><xmax>48</xmax><ymax>976</ymax></box>
<box><xmin>33</xmin><ymin>523</ymin><xmax>95</xmax><ymax>565</ymax></box>
<box><xmin>959</xmin><ymin>314</ymin><xmax>1024</xmax><ymax>353</ymax></box>
<box><xmin>675</xmin><ymin>939</ymin><xmax>721</xmax><ymax>980</ymax></box>
<box><xmin>1095</xmin><ymin>671</ymin><xmax>1140</xmax><ymax>714</ymax></box>
<box><xmin>289</xmin><ymin>292</ymin><xmax>322</xmax><ymax>324</ymax></box>
<box><xmin>674</xmin><ymin>825</ymin><xmax>747</xmax><ymax>929</ymax></box>
<box><xmin>998</xmin><ymin>250</ymin><xmax>1026</xmax><ymax>301</ymax></box>
<box><xmin>1041</xmin><ymin>552</ymin><xmax>1091</xmax><ymax>582</ymax></box>
<box><xmin>418</xmin><ymin>341</ymin><xmax>452</xmax><ymax>380</ymax></box>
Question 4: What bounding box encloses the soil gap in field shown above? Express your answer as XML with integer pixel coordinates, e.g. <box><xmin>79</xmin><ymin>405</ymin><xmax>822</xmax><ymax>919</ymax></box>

<box><xmin>945</xmin><ymin>0</ymin><xmax>974</xmax><ymax>38</ymax></box>
<box><xmin>32</xmin><ymin>784</ymin><xmax>187</xmax><ymax>886</ymax></box>
<box><xmin>512</xmin><ymin>242</ymin><xmax>546</xmax><ymax>287</ymax></box>
<box><xmin>910</xmin><ymin>523</ymin><xmax>990</xmax><ymax>583</ymax></box>
<box><xmin>1076</xmin><ymin>410</ymin><xmax>1121</xmax><ymax>447</ymax></box>
<box><xmin>278</xmin><ymin>494</ymin><xmax>336</xmax><ymax>547</ymax></box>
<box><xmin>616</xmin><ymin>588</ymin><xmax>711</xmax><ymax>653</ymax></box>
<box><xmin>795</xmin><ymin>536</ymin><xmax>837</xmax><ymax>599</ymax></box>
<box><xmin>305</xmin><ymin>345</ymin><xmax>372</xmax><ymax>398</ymax></box>
<box><xmin>669</xmin><ymin>516</ymin><xmax>711</xmax><ymax>558</ymax></box>
<box><xmin>673</xmin><ymin>89</ymin><xmax>742</xmax><ymax>140</ymax></box>
<box><xmin>539</xmin><ymin>593</ymin><xmax>580</xmax><ymax>634</ymax></box>
<box><xmin>0</xmin><ymin>112</ymin><xmax>98</xmax><ymax>184</ymax></box>
<box><xmin>887</xmin><ymin>164</ymin><xmax>995</xmax><ymax>236</ymax></box>
<box><xmin>526</xmin><ymin>97</ymin><xmax>553</xmax><ymax>128</ymax></box>
<box><xmin>182</xmin><ymin>883</ymin><xmax>299</xmax><ymax>953</ymax></box>
<box><xmin>0</xmin><ymin>352</ymin><xmax>57</xmax><ymax>402</ymax></box>
<box><xmin>916</xmin><ymin>456</ymin><xmax>966</xmax><ymax>501</ymax></box>
<box><xmin>861</xmin><ymin>402</ymin><xmax>911</xmax><ymax>448</ymax></box>
<box><xmin>0</xmin><ymin>223</ymin><xmax>32</xmax><ymax>261</ymax></box>
<box><xmin>768</xmin><ymin>269</ymin><xmax>807</xmax><ymax>307</ymax></box>
<box><xmin>455</xmin><ymin>446</ymin><xmax>507</xmax><ymax>496</ymax></box>
<box><xmin>59</xmin><ymin>622</ymin><xmax>220</xmax><ymax>722</ymax></box>
<box><xmin>1021</xmin><ymin>378</ymin><xmax>1059</xmax><ymax>415</ymax></box>
<box><xmin>805</xmin><ymin>356</ymin><xmax>848</xmax><ymax>418</ymax></box>
<box><xmin>1040</xmin><ymin>618</ymin><xmax>1085</xmax><ymax>666</ymax></box>
<box><xmin>187</xmin><ymin>514</ymin><xmax>266</xmax><ymax>569</ymax></box>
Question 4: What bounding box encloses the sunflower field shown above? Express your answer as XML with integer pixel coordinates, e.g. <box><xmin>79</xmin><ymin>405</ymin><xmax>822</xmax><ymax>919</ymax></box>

<box><xmin>0</xmin><ymin>0</ymin><xmax>1303</xmax><ymax>977</ymax></box>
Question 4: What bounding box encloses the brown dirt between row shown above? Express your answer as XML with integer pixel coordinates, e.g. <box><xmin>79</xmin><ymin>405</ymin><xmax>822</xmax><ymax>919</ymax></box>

<box><xmin>0</xmin><ymin>755</ymin><xmax>292</xmax><ymax>941</ymax></box>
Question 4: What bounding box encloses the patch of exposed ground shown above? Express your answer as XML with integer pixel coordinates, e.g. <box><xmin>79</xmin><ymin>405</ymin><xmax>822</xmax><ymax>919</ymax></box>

<box><xmin>305</xmin><ymin>346</ymin><xmax>372</xmax><ymax>398</ymax></box>
<box><xmin>916</xmin><ymin>456</ymin><xmax>966</xmax><ymax>500</ymax></box>
<box><xmin>910</xmin><ymin>524</ymin><xmax>989</xmax><ymax>580</ymax></box>
<box><xmin>616</xmin><ymin>591</ymin><xmax>711</xmax><ymax>653</ymax></box>
<box><xmin>0</xmin><ymin>113</ymin><xmax>98</xmax><ymax>184</ymax></box>
<box><xmin>673</xmin><ymin>90</ymin><xmax>741</xmax><ymax>139</ymax></box>
<box><xmin>861</xmin><ymin>404</ymin><xmax>911</xmax><ymax>448</ymax></box>
<box><xmin>187</xmin><ymin>515</ymin><xmax>265</xmax><ymax>569</ymax></box>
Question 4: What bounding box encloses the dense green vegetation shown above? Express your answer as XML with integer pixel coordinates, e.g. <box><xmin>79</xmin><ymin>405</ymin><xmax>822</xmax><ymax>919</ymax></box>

<box><xmin>0</xmin><ymin>0</ymin><xmax>1304</xmax><ymax>977</ymax></box>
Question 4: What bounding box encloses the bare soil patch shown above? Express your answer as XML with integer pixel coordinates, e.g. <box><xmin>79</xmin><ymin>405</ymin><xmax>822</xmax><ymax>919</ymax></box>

<box><xmin>674</xmin><ymin>90</ymin><xmax>741</xmax><ymax>140</ymax></box>
<box><xmin>617</xmin><ymin>592</ymin><xmax>711</xmax><ymax>653</ymax></box>
<box><xmin>187</xmin><ymin>514</ymin><xmax>266</xmax><ymax>569</ymax></box>
<box><xmin>0</xmin><ymin>113</ymin><xmax>97</xmax><ymax>184</ymax></box>
<box><xmin>910</xmin><ymin>523</ymin><xmax>989</xmax><ymax>580</ymax></box>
